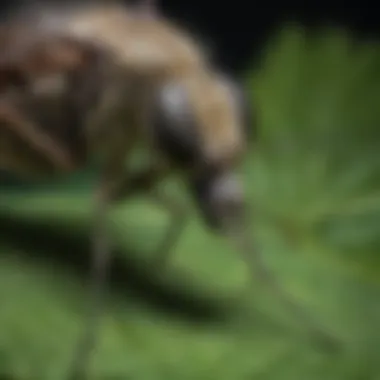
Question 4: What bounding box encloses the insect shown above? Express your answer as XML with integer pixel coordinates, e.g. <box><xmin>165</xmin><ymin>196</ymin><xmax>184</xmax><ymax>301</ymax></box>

<box><xmin>0</xmin><ymin>0</ymin><xmax>338</xmax><ymax>378</ymax></box>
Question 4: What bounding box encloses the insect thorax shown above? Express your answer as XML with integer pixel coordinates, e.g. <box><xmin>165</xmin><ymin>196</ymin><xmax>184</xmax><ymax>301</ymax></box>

<box><xmin>0</xmin><ymin>2</ymin><xmax>246</xmax><ymax>180</ymax></box>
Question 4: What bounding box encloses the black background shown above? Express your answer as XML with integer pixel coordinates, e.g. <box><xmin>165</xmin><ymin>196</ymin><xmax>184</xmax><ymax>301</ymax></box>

<box><xmin>162</xmin><ymin>1</ymin><xmax>379</xmax><ymax>73</ymax></box>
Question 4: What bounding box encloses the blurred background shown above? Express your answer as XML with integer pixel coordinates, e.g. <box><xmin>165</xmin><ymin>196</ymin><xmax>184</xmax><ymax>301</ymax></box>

<box><xmin>1</xmin><ymin>0</ymin><xmax>380</xmax><ymax>379</ymax></box>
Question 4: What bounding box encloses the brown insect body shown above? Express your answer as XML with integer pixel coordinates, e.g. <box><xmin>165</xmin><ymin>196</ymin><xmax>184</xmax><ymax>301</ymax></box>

<box><xmin>0</xmin><ymin>1</ymin><xmax>245</xmax><ymax>189</ymax></box>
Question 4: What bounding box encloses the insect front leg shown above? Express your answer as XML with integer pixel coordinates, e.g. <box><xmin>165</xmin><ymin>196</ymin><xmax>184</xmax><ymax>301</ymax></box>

<box><xmin>189</xmin><ymin>168</ymin><xmax>340</xmax><ymax>349</ymax></box>
<box><xmin>110</xmin><ymin>166</ymin><xmax>188</xmax><ymax>268</ymax></box>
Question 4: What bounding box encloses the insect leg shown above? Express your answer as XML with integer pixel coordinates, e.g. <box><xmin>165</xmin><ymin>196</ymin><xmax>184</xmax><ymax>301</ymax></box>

<box><xmin>65</xmin><ymin>143</ymin><xmax>134</xmax><ymax>379</ymax></box>
<box><xmin>66</xmin><ymin>165</ymin><xmax>184</xmax><ymax>379</ymax></box>
<box><xmin>225</xmin><ymin>225</ymin><xmax>340</xmax><ymax>350</ymax></box>
<box><xmin>148</xmin><ymin>190</ymin><xmax>188</xmax><ymax>267</ymax></box>
<box><xmin>66</xmin><ymin>180</ymin><xmax>114</xmax><ymax>380</ymax></box>
<box><xmin>109</xmin><ymin>166</ymin><xmax>164</xmax><ymax>201</ymax></box>
<box><xmin>110</xmin><ymin>167</ymin><xmax>188</xmax><ymax>267</ymax></box>
<box><xmin>0</xmin><ymin>103</ymin><xmax>76</xmax><ymax>172</ymax></box>
<box><xmin>189</xmin><ymin>169</ymin><xmax>339</xmax><ymax>348</ymax></box>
